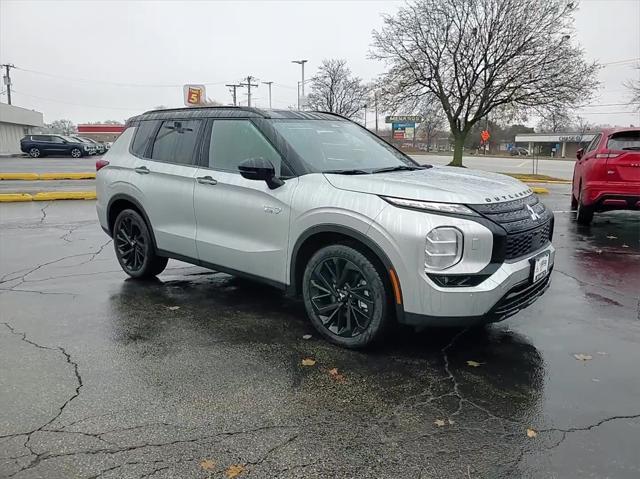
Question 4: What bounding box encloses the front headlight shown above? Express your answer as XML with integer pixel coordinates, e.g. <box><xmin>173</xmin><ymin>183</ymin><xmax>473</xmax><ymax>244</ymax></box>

<box><xmin>382</xmin><ymin>197</ymin><xmax>478</xmax><ymax>216</ymax></box>
<box><xmin>425</xmin><ymin>227</ymin><xmax>463</xmax><ymax>271</ymax></box>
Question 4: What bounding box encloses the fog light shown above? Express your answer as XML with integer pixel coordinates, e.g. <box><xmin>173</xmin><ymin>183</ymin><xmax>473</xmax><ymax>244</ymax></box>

<box><xmin>425</xmin><ymin>227</ymin><xmax>463</xmax><ymax>271</ymax></box>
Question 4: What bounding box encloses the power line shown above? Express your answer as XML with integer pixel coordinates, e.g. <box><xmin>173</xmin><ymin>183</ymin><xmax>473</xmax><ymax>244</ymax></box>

<box><xmin>601</xmin><ymin>58</ymin><xmax>640</xmax><ymax>66</ymax></box>
<box><xmin>239</xmin><ymin>76</ymin><xmax>258</xmax><ymax>107</ymax></box>
<box><xmin>225</xmin><ymin>84</ymin><xmax>242</xmax><ymax>106</ymax></box>
<box><xmin>11</xmin><ymin>89</ymin><xmax>148</xmax><ymax>111</ymax></box>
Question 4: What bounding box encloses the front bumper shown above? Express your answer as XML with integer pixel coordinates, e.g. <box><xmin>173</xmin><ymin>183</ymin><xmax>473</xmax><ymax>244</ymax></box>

<box><xmin>401</xmin><ymin>243</ymin><xmax>555</xmax><ymax>327</ymax></box>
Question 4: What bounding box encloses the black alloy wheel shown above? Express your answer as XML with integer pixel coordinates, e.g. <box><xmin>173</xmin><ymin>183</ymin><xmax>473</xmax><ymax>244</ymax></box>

<box><xmin>113</xmin><ymin>209</ymin><xmax>167</xmax><ymax>278</ymax></box>
<box><xmin>303</xmin><ymin>244</ymin><xmax>390</xmax><ymax>348</ymax></box>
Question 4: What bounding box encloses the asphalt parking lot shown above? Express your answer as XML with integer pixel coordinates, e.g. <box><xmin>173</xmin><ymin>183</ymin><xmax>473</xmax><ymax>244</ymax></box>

<box><xmin>1</xmin><ymin>185</ymin><xmax>639</xmax><ymax>479</ymax></box>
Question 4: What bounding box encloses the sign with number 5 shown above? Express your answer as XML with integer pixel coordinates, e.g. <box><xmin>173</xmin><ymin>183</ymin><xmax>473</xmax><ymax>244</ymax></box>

<box><xmin>183</xmin><ymin>84</ymin><xmax>206</xmax><ymax>106</ymax></box>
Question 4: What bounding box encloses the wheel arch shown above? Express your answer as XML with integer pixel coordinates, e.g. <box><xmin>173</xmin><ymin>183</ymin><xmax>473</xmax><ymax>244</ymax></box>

<box><xmin>107</xmin><ymin>194</ymin><xmax>158</xmax><ymax>250</ymax></box>
<box><xmin>289</xmin><ymin>224</ymin><xmax>404</xmax><ymax>320</ymax></box>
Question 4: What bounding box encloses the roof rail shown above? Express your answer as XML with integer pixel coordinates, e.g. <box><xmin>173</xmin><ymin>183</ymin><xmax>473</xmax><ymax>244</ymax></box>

<box><xmin>140</xmin><ymin>105</ymin><xmax>271</xmax><ymax>118</ymax></box>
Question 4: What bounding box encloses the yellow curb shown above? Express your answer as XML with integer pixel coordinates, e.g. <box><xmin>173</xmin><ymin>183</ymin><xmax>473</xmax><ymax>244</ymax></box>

<box><xmin>39</xmin><ymin>172</ymin><xmax>96</xmax><ymax>180</ymax></box>
<box><xmin>0</xmin><ymin>193</ymin><xmax>34</xmax><ymax>202</ymax></box>
<box><xmin>518</xmin><ymin>179</ymin><xmax>571</xmax><ymax>184</ymax></box>
<box><xmin>529</xmin><ymin>186</ymin><xmax>549</xmax><ymax>194</ymax></box>
<box><xmin>0</xmin><ymin>172</ymin><xmax>96</xmax><ymax>181</ymax></box>
<box><xmin>32</xmin><ymin>191</ymin><xmax>96</xmax><ymax>201</ymax></box>
<box><xmin>0</xmin><ymin>173</ymin><xmax>40</xmax><ymax>181</ymax></box>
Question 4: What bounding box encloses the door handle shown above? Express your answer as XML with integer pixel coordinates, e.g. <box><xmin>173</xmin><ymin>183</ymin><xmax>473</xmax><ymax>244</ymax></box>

<box><xmin>134</xmin><ymin>166</ymin><xmax>150</xmax><ymax>174</ymax></box>
<box><xmin>196</xmin><ymin>175</ymin><xmax>218</xmax><ymax>185</ymax></box>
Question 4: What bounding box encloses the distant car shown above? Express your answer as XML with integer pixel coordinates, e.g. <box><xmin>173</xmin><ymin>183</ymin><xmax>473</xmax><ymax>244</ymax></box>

<box><xmin>20</xmin><ymin>134</ymin><xmax>96</xmax><ymax>158</ymax></box>
<box><xmin>572</xmin><ymin>127</ymin><xmax>640</xmax><ymax>225</ymax></box>
<box><xmin>510</xmin><ymin>147</ymin><xmax>529</xmax><ymax>156</ymax></box>
<box><xmin>73</xmin><ymin>136</ymin><xmax>106</xmax><ymax>155</ymax></box>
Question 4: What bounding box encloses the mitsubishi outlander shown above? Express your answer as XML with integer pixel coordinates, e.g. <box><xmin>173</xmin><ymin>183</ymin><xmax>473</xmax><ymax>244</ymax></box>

<box><xmin>96</xmin><ymin>107</ymin><xmax>554</xmax><ymax>348</ymax></box>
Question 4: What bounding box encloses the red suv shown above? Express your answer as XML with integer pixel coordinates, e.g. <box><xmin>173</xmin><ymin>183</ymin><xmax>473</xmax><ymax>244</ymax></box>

<box><xmin>572</xmin><ymin>128</ymin><xmax>640</xmax><ymax>225</ymax></box>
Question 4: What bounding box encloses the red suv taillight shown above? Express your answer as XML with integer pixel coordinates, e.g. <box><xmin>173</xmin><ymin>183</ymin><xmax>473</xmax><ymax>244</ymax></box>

<box><xmin>595</xmin><ymin>153</ymin><xmax>620</xmax><ymax>159</ymax></box>
<box><xmin>96</xmin><ymin>159</ymin><xmax>109</xmax><ymax>171</ymax></box>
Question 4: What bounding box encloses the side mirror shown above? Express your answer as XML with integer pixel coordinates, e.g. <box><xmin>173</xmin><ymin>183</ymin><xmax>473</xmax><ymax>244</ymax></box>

<box><xmin>238</xmin><ymin>157</ymin><xmax>284</xmax><ymax>189</ymax></box>
<box><xmin>576</xmin><ymin>148</ymin><xmax>584</xmax><ymax>160</ymax></box>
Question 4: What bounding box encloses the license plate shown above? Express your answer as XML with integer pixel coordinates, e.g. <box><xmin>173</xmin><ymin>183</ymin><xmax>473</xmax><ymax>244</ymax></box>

<box><xmin>531</xmin><ymin>252</ymin><xmax>550</xmax><ymax>283</ymax></box>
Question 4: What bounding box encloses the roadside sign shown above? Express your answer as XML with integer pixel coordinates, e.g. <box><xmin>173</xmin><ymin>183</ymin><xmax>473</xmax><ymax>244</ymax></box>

<box><xmin>183</xmin><ymin>84</ymin><xmax>206</xmax><ymax>106</ymax></box>
<box><xmin>392</xmin><ymin>122</ymin><xmax>416</xmax><ymax>140</ymax></box>
<box><xmin>386</xmin><ymin>115</ymin><xmax>423</xmax><ymax>123</ymax></box>
<box><xmin>481</xmin><ymin>130</ymin><xmax>490</xmax><ymax>142</ymax></box>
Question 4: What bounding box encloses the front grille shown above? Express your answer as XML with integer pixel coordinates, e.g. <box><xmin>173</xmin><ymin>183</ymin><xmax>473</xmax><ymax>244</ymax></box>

<box><xmin>470</xmin><ymin>195</ymin><xmax>553</xmax><ymax>260</ymax></box>
<box><xmin>489</xmin><ymin>270</ymin><xmax>552</xmax><ymax>320</ymax></box>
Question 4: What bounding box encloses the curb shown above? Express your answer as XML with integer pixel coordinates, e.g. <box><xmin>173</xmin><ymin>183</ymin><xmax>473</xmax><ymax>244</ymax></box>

<box><xmin>529</xmin><ymin>186</ymin><xmax>549</xmax><ymax>194</ymax></box>
<box><xmin>0</xmin><ymin>172</ymin><xmax>96</xmax><ymax>181</ymax></box>
<box><xmin>0</xmin><ymin>191</ymin><xmax>96</xmax><ymax>202</ymax></box>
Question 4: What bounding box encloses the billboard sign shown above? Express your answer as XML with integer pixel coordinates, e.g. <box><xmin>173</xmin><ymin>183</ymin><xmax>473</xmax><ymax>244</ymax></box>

<box><xmin>392</xmin><ymin>122</ymin><xmax>416</xmax><ymax>140</ymax></box>
<box><xmin>183</xmin><ymin>84</ymin><xmax>206</xmax><ymax>106</ymax></box>
<box><xmin>386</xmin><ymin>115</ymin><xmax>423</xmax><ymax>123</ymax></box>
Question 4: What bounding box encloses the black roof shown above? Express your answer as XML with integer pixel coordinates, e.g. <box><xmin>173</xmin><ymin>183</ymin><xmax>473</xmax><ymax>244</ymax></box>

<box><xmin>126</xmin><ymin>107</ymin><xmax>348</xmax><ymax>125</ymax></box>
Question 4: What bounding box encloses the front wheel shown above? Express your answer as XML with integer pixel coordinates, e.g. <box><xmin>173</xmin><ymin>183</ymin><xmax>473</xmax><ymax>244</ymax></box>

<box><xmin>302</xmin><ymin>244</ymin><xmax>391</xmax><ymax>349</ymax></box>
<box><xmin>70</xmin><ymin>148</ymin><xmax>82</xmax><ymax>158</ymax></box>
<box><xmin>113</xmin><ymin>209</ymin><xmax>168</xmax><ymax>278</ymax></box>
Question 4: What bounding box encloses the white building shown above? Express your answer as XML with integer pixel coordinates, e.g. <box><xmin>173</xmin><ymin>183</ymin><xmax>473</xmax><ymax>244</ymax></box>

<box><xmin>0</xmin><ymin>103</ymin><xmax>44</xmax><ymax>156</ymax></box>
<box><xmin>515</xmin><ymin>132</ymin><xmax>596</xmax><ymax>158</ymax></box>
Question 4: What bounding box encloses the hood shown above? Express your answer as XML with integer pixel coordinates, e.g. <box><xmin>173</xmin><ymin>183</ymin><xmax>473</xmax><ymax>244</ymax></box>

<box><xmin>323</xmin><ymin>166</ymin><xmax>532</xmax><ymax>205</ymax></box>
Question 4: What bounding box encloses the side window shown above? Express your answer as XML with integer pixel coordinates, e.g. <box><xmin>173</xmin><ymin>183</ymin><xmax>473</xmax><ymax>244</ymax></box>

<box><xmin>586</xmin><ymin>134</ymin><xmax>601</xmax><ymax>153</ymax></box>
<box><xmin>209</xmin><ymin>120</ymin><xmax>282</xmax><ymax>175</ymax></box>
<box><xmin>131</xmin><ymin>120</ymin><xmax>160</xmax><ymax>158</ymax></box>
<box><xmin>51</xmin><ymin>136</ymin><xmax>65</xmax><ymax>144</ymax></box>
<box><xmin>151</xmin><ymin>120</ymin><xmax>202</xmax><ymax>165</ymax></box>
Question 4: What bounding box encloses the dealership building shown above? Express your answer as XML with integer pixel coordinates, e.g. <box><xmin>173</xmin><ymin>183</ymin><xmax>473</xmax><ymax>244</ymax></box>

<box><xmin>0</xmin><ymin>103</ymin><xmax>44</xmax><ymax>156</ymax></box>
<box><xmin>514</xmin><ymin>132</ymin><xmax>596</xmax><ymax>158</ymax></box>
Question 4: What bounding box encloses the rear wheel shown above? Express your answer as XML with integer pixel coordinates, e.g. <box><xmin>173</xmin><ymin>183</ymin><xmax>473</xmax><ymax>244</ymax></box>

<box><xmin>576</xmin><ymin>188</ymin><xmax>594</xmax><ymax>225</ymax></box>
<box><xmin>302</xmin><ymin>244</ymin><xmax>391</xmax><ymax>349</ymax></box>
<box><xmin>113</xmin><ymin>209</ymin><xmax>168</xmax><ymax>278</ymax></box>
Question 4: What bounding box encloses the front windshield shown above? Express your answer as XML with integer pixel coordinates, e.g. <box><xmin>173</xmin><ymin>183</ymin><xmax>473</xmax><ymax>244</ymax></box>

<box><xmin>272</xmin><ymin>119</ymin><xmax>417</xmax><ymax>173</ymax></box>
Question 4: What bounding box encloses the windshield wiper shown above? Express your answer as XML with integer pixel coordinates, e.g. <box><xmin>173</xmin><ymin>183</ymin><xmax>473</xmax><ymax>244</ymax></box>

<box><xmin>323</xmin><ymin>169</ymin><xmax>370</xmax><ymax>175</ymax></box>
<box><xmin>371</xmin><ymin>165</ymin><xmax>426</xmax><ymax>174</ymax></box>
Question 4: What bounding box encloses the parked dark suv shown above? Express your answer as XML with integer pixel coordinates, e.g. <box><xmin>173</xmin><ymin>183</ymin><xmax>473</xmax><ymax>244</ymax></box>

<box><xmin>20</xmin><ymin>134</ymin><xmax>96</xmax><ymax>158</ymax></box>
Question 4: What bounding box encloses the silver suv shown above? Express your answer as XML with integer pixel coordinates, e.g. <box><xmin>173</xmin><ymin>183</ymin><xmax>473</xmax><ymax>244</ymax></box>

<box><xmin>97</xmin><ymin>107</ymin><xmax>554</xmax><ymax>348</ymax></box>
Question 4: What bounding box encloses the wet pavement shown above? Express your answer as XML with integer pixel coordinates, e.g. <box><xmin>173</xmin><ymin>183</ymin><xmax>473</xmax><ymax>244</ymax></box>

<box><xmin>1</xmin><ymin>185</ymin><xmax>639</xmax><ymax>479</ymax></box>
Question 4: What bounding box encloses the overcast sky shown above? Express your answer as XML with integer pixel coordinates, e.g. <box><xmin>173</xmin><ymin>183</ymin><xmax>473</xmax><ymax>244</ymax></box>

<box><xmin>1</xmin><ymin>0</ymin><xmax>638</xmax><ymax>128</ymax></box>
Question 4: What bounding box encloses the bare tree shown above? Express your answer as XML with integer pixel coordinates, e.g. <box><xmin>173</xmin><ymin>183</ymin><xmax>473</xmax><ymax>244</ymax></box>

<box><xmin>416</xmin><ymin>101</ymin><xmax>447</xmax><ymax>149</ymax></box>
<box><xmin>46</xmin><ymin>119</ymin><xmax>76</xmax><ymax>135</ymax></box>
<box><xmin>371</xmin><ymin>0</ymin><xmax>599</xmax><ymax>166</ymax></box>
<box><xmin>624</xmin><ymin>65</ymin><xmax>640</xmax><ymax>110</ymax></box>
<box><xmin>537</xmin><ymin>106</ymin><xmax>574</xmax><ymax>133</ymax></box>
<box><xmin>306</xmin><ymin>59</ymin><xmax>369</xmax><ymax>119</ymax></box>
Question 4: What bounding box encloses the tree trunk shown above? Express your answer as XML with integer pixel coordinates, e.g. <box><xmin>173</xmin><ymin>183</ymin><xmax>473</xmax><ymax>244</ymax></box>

<box><xmin>448</xmin><ymin>132</ymin><xmax>466</xmax><ymax>167</ymax></box>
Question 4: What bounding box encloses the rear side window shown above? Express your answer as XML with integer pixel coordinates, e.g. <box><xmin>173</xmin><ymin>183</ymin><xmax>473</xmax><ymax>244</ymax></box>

<box><xmin>32</xmin><ymin>135</ymin><xmax>50</xmax><ymax>141</ymax></box>
<box><xmin>586</xmin><ymin>134</ymin><xmax>601</xmax><ymax>153</ymax></box>
<box><xmin>131</xmin><ymin>120</ymin><xmax>160</xmax><ymax>158</ymax></box>
<box><xmin>607</xmin><ymin>131</ymin><xmax>640</xmax><ymax>151</ymax></box>
<box><xmin>151</xmin><ymin>120</ymin><xmax>202</xmax><ymax>165</ymax></box>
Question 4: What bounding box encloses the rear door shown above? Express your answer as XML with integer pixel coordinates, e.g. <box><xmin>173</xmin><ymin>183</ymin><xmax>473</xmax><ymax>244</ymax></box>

<box><xmin>129</xmin><ymin>118</ymin><xmax>204</xmax><ymax>259</ymax></box>
<box><xmin>193</xmin><ymin>119</ymin><xmax>297</xmax><ymax>284</ymax></box>
<box><xmin>605</xmin><ymin>130</ymin><xmax>640</xmax><ymax>183</ymax></box>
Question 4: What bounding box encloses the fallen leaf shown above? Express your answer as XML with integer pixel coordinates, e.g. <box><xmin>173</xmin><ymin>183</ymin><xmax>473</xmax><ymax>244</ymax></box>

<box><xmin>225</xmin><ymin>464</ymin><xmax>245</xmax><ymax>478</ymax></box>
<box><xmin>328</xmin><ymin>367</ymin><xmax>346</xmax><ymax>383</ymax></box>
<box><xmin>301</xmin><ymin>358</ymin><xmax>316</xmax><ymax>366</ymax></box>
<box><xmin>606</xmin><ymin>235</ymin><xmax>617</xmax><ymax>239</ymax></box>
<box><xmin>573</xmin><ymin>353</ymin><xmax>593</xmax><ymax>361</ymax></box>
<box><xmin>434</xmin><ymin>419</ymin><xmax>446</xmax><ymax>427</ymax></box>
<box><xmin>199</xmin><ymin>459</ymin><xmax>216</xmax><ymax>471</ymax></box>
<box><xmin>526</xmin><ymin>428</ymin><xmax>537</xmax><ymax>438</ymax></box>
<box><xmin>302</xmin><ymin>334</ymin><xmax>312</xmax><ymax>340</ymax></box>
<box><xmin>166</xmin><ymin>306</ymin><xmax>180</xmax><ymax>311</ymax></box>
<box><xmin>466</xmin><ymin>360</ymin><xmax>482</xmax><ymax>367</ymax></box>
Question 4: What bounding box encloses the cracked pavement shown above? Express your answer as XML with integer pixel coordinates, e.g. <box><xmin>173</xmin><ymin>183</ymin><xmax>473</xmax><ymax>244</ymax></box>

<box><xmin>1</xmin><ymin>186</ymin><xmax>639</xmax><ymax>478</ymax></box>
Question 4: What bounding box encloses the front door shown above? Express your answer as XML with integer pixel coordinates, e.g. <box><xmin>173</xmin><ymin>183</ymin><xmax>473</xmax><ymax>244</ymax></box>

<box><xmin>193</xmin><ymin>119</ymin><xmax>297</xmax><ymax>285</ymax></box>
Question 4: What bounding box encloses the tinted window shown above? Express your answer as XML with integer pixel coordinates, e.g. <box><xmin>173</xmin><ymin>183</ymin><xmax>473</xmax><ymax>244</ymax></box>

<box><xmin>209</xmin><ymin>120</ymin><xmax>282</xmax><ymax>175</ymax></box>
<box><xmin>151</xmin><ymin>120</ymin><xmax>202</xmax><ymax>165</ymax></box>
<box><xmin>131</xmin><ymin>120</ymin><xmax>160</xmax><ymax>158</ymax></box>
<box><xmin>607</xmin><ymin>131</ymin><xmax>640</xmax><ymax>151</ymax></box>
<box><xmin>586</xmin><ymin>134</ymin><xmax>601</xmax><ymax>153</ymax></box>
<box><xmin>50</xmin><ymin>136</ymin><xmax>65</xmax><ymax>144</ymax></box>
<box><xmin>31</xmin><ymin>135</ymin><xmax>48</xmax><ymax>141</ymax></box>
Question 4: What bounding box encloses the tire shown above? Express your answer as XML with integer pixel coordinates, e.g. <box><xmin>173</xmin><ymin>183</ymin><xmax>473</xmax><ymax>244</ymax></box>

<box><xmin>302</xmin><ymin>244</ymin><xmax>391</xmax><ymax>349</ymax></box>
<box><xmin>571</xmin><ymin>192</ymin><xmax>578</xmax><ymax>210</ymax></box>
<box><xmin>576</xmin><ymin>188</ymin><xmax>594</xmax><ymax>225</ymax></box>
<box><xmin>113</xmin><ymin>209</ymin><xmax>168</xmax><ymax>279</ymax></box>
<box><xmin>70</xmin><ymin>148</ymin><xmax>82</xmax><ymax>158</ymax></box>
<box><xmin>28</xmin><ymin>147</ymin><xmax>41</xmax><ymax>158</ymax></box>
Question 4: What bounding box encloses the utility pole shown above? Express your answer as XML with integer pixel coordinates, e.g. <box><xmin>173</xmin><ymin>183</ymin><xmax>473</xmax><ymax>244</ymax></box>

<box><xmin>261</xmin><ymin>81</ymin><xmax>273</xmax><ymax>109</ymax></box>
<box><xmin>374</xmin><ymin>92</ymin><xmax>379</xmax><ymax>134</ymax></box>
<box><xmin>291</xmin><ymin>59</ymin><xmax>307</xmax><ymax>110</ymax></box>
<box><xmin>1</xmin><ymin>64</ymin><xmax>15</xmax><ymax>105</ymax></box>
<box><xmin>239</xmin><ymin>75</ymin><xmax>258</xmax><ymax>107</ymax></box>
<box><xmin>225</xmin><ymin>83</ymin><xmax>241</xmax><ymax>106</ymax></box>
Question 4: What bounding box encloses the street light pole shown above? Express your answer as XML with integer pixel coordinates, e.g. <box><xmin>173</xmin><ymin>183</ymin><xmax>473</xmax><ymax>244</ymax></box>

<box><xmin>261</xmin><ymin>81</ymin><xmax>273</xmax><ymax>109</ymax></box>
<box><xmin>291</xmin><ymin>59</ymin><xmax>307</xmax><ymax>110</ymax></box>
